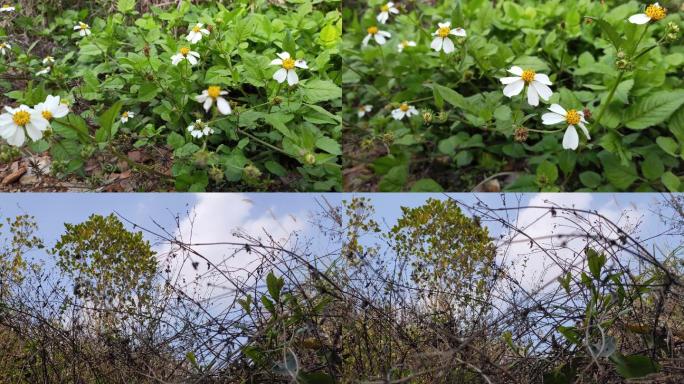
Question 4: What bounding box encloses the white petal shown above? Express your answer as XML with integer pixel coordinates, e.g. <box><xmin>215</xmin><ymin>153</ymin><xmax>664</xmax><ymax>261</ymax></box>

<box><xmin>533</xmin><ymin>73</ymin><xmax>552</xmax><ymax>85</ymax></box>
<box><xmin>171</xmin><ymin>55</ymin><xmax>182</xmax><ymax>65</ymax></box>
<box><xmin>451</xmin><ymin>28</ymin><xmax>466</xmax><ymax>37</ymax></box>
<box><xmin>531</xmin><ymin>81</ymin><xmax>553</xmax><ymax>101</ymax></box>
<box><xmin>548</xmin><ymin>104</ymin><xmax>567</xmax><ymax>116</ymax></box>
<box><xmin>378</xmin><ymin>31</ymin><xmax>391</xmax><ymax>38</ymax></box>
<box><xmin>187</xmin><ymin>55</ymin><xmax>198</xmax><ymax>66</ymax></box>
<box><xmin>442</xmin><ymin>37</ymin><xmax>455</xmax><ymax>53</ymax></box>
<box><xmin>500</xmin><ymin>76</ymin><xmax>522</xmax><ymax>85</ymax></box>
<box><xmin>45</xmin><ymin>95</ymin><xmax>60</xmax><ymax>109</ymax></box>
<box><xmin>287</xmin><ymin>69</ymin><xmax>299</xmax><ymax>86</ymax></box>
<box><xmin>502</xmin><ymin>80</ymin><xmax>525</xmax><ymax>97</ymax></box>
<box><xmin>6</xmin><ymin>128</ymin><xmax>25</xmax><ymax>147</ymax></box>
<box><xmin>270</xmin><ymin>58</ymin><xmax>283</xmax><ymax>66</ymax></box>
<box><xmin>294</xmin><ymin>60</ymin><xmax>308</xmax><ymax>69</ymax></box>
<box><xmin>628</xmin><ymin>13</ymin><xmax>651</xmax><ymax>25</ymax></box>
<box><xmin>26</xmin><ymin>123</ymin><xmax>44</xmax><ymax>141</ymax></box>
<box><xmin>374</xmin><ymin>34</ymin><xmax>387</xmax><ymax>45</ymax></box>
<box><xmin>438</xmin><ymin>22</ymin><xmax>451</xmax><ymax>28</ymax></box>
<box><xmin>217</xmin><ymin>97</ymin><xmax>232</xmax><ymax>115</ymax></box>
<box><xmin>542</xmin><ymin>112</ymin><xmax>566</xmax><ymax>125</ymax></box>
<box><xmin>273</xmin><ymin>68</ymin><xmax>287</xmax><ymax>83</ymax></box>
<box><xmin>203</xmin><ymin>98</ymin><xmax>213</xmax><ymax>112</ymax></box>
<box><xmin>196</xmin><ymin>94</ymin><xmax>208</xmax><ymax>103</ymax></box>
<box><xmin>377</xmin><ymin>12</ymin><xmax>388</xmax><ymax>24</ymax></box>
<box><xmin>53</xmin><ymin>104</ymin><xmax>70</xmax><ymax>118</ymax></box>
<box><xmin>578</xmin><ymin>122</ymin><xmax>591</xmax><ymax>140</ymax></box>
<box><xmin>277</xmin><ymin>52</ymin><xmax>291</xmax><ymax>60</ymax></box>
<box><xmin>431</xmin><ymin>37</ymin><xmax>443</xmax><ymax>51</ymax></box>
<box><xmin>562</xmin><ymin>126</ymin><xmax>579</xmax><ymax>150</ymax></box>
<box><xmin>527</xmin><ymin>85</ymin><xmax>539</xmax><ymax>106</ymax></box>
<box><xmin>508</xmin><ymin>66</ymin><xmax>524</xmax><ymax>76</ymax></box>
<box><xmin>362</xmin><ymin>34</ymin><xmax>371</xmax><ymax>46</ymax></box>
<box><xmin>391</xmin><ymin>109</ymin><xmax>404</xmax><ymax>120</ymax></box>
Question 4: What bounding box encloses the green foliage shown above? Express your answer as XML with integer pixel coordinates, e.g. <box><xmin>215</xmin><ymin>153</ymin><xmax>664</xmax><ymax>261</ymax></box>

<box><xmin>1</xmin><ymin>0</ymin><xmax>342</xmax><ymax>191</ymax></box>
<box><xmin>343</xmin><ymin>0</ymin><xmax>684</xmax><ymax>192</ymax></box>
<box><xmin>52</xmin><ymin>214</ymin><xmax>157</xmax><ymax>314</ymax></box>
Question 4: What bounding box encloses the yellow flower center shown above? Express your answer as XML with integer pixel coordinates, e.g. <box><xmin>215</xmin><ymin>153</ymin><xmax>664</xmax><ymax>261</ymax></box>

<box><xmin>645</xmin><ymin>4</ymin><xmax>666</xmax><ymax>21</ymax></box>
<box><xmin>401</xmin><ymin>40</ymin><xmax>409</xmax><ymax>47</ymax></box>
<box><xmin>207</xmin><ymin>86</ymin><xmax>221</xmax><ymax>99</ymax></box>
<box><xmin>521</xmin><ymin>69</ymin><xmax>536</xmax><ymax>84</ymax></box>
<box><xmin>367</xmin><ymin>26</ymin><xmax>378</xmax><ymax>35</ymax></box>
<box><xmin>42</xmin><ymin>110</ymin><xmax>53</xmax><ymax>121</ymax></box>
<box><xmin>13</xmin><ymin>111</ymin><xmax>30</xmax><ymax>126</ymax></box>
<box><xmin>2</xmin><ymin>5</ymin><xmax>11</xmax><ymax>9</ymax></box>
<box><xmin>180</xmin><ymin>47</ymin><xmax>191</xmax><ymax>56</ymax></box>
<box><xmin>381</xmin><ymin>5</ymin><xmax>390</xmax><ymax>12</ymax></box>
<box><xmin>192</xmin><ymin>25</ymin><xmax>201</xmax><ymax>33</ymax></box>
<box><xmin>399</xmin><ymin>103</ymin><xmax>409</xmax><ymax>112</ymax></box>
<box><xmin>79</xmin><ymin>22</ymin><xmax>89</xmax><ymax>30</ymax></box>
<box><xmin>122</xmin><ymin>112</ymin><xmax>129</xmax><ymax>118</ymax></box>
<box><xmin>437</xmin><ymin>26</ymin><xmax>451</xmax><ymax>38</ymax></box>
<box><xmin>282</xmin><ymin>57</ymin><xmax>295</xmax><ymax>70</ymax></box>
<box><xmin>566</xmin><ymin>109</ymin><xmax>581</xmax><ymax>125</ymax></box>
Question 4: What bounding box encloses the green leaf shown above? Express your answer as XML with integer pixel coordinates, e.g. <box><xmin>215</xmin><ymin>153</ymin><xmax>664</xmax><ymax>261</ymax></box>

<box><xmin>264</xmin><ymin>113</ymin><xmax>295</xmax><ymax>139</ymax></box>
<box><xmin>656</xmin><ymin>136</ymin><xmax>679</xmax><ymax>157</ymax></box>
<box><xmin>536</xmin><ymin>160</ymin><xmax>558</xmax><ymax>185</ymax></box>
<box><xmin>614</xmin><ymin>79</ymin><xmax>634</xmax><ymax>105</ymax></box>
<box><xmin>378</xmin><ymin>165</ymin><xmax>408</xmax><ymax>192</ymax></box>
<box><xmin>300</xmin><ymin>80</ymin><xmax>341</xmax><ymax>104</ymax></box>
<box><xmin>661</xmin><ymin>172</ymin><xmax>681</xmax><ymax>192</ymax></box>
<box><xmin>117</xmin><ymin>0</ymin><xmax>136</xmax><ymax>13</ymax></box>
<box><xmin>410</xmin><ymin>178</ymin><xmax>444</xmax><ymax>192</ymax></box>
<box><xmin>266</xmin><ymin>271</ymin><xmax>283</xmax><ymax>302</ymax></box>
<box><xmin>432</xmin><ymin>84</ymin><xmax>468</xmax><ymax>110</ymax></box>
<box><xmin>96</xmin><ymin>101</ymin><xmax>124</xmax><ymax>143</ymax></box>
<box><xmin>586</xmin><ymin>248</ymin><xmax>606</xmax><ymax>279</ymax></box>
<box><xmin>595</xmin><ymin>18</ymin><xmax>624</xmax><ymax>49</ymax></box>
<box><xmin>315</xmin><ymin>137</ymin><xmax>341</xmax><ymax>155</ymax></box>
<box><xmin>598</xmin><ymin>152</ymin><xmax>638</xmax><ymax>190</ymax></box>
<box><xmin>625</xmin><ymin>90</ymin><xmax>684</xmax><ymax>130</ymax></box>
<box><xmin>641</xmin><ymin>154</ymin><xmax>664</xmax><ymax>181</ymax></box>
<box><xmin>265</xmin><ymin>161</ymin><xmax>287</xmax><ymax>177</ymax></box>
<box><xmin>610</xmin><ymin>354</ymin><xmax>659</xmax><ymax>379</ymax></box>
<box><xmin>260</xmin><ymin>296</ymin><xmax>276</xmax><ymax>314</ymax></box>
<box><xmin>167</xmin><ymin>132</ymin><xmax>185</xmax><ymax>150</ymax></box>
<box><xmin>579</xmin><ymin>171</ymin><xmax>602</xmax><ymax>188</ymax></box>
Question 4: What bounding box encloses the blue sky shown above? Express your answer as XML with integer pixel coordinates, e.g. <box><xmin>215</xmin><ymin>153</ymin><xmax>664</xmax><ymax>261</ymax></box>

<box><xmin>0</xmin><ymin>193</ymin><xmax>664</xmax><ymax>245</ymax></box>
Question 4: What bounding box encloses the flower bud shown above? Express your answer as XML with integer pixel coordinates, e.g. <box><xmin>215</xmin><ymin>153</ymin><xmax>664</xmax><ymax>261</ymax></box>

<box><xmin>243</xmin><ymin>164</ymin><xmax>262</xmax><ymax>179</ymax></box>
<box><xmin>422</xmin><ymin>109</ymin><xmax>433</xmax><ymax>124</ymax></box>
<box><xmin>209</xmin><ymin>166</ymin><xmax>224</xmax><ymax>183</ymax></box>
<box><xmin>436</xmin><ymin>111</ymin><xmax>449</xmax><ymax>123</ymax></box>
<box><xmin>304</xmin><ymin>153</ymin><xmax>316</xmax><ymax>165</ymax></box>
<box><xmin>193</xmin><ymin>150</ymin><xmax>210</xmax><ymax>168</ymax></box>
<box><xmin>514</xmin><ymin>126</ymin><xmax>529</xmax><ymax>143</ymax></box>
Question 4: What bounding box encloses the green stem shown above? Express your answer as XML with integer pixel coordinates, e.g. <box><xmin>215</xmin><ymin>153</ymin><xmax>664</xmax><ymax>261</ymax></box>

<box><xmin>594</xmin><ymin>71</ymin><xmax>623</xmax><ymax>130</ymax></box>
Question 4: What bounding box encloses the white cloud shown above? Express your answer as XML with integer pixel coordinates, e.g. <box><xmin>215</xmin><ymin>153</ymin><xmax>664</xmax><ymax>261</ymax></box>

<box><xmin>157</xmin><ymin>194</ymin><xmax>307</xmax><ymax>302</ymax></box>
<box><xmin>497</xmin><ymin>193</ymin><xmax>645</xmax><ymax>292</ymax></box>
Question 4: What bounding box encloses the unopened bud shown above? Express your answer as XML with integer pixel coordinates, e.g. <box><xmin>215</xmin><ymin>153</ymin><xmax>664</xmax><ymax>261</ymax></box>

<box><xmin>422</xmin><ymin>109</ymin><xmax>433</xmax><ymax>124</ymax></box>
<box><xmin>243</xmin><ymin>164</ymin><xmax>262</xmax><ymax>179</ymax></box>
<box><xmin>514</xmin><ymin>126</ymin><xmax>529</xmax><ymax>143</ymax></box>
<box><xmin>304</xmin><ymin>153</ymin><xmax>316</xmax><ymax>165</ymax></box>
<box><xmin>209</xmin><ymin>166</ymin><xmax>224</xmax><ymax>183</ymax></box>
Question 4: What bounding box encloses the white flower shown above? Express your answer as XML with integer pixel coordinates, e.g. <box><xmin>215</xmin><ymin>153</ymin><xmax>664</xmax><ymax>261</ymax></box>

<box><xmin>171</xmin><ymin>46</ymin><xmax>200</xmax><ymax>66</ymax></box>
<box><xmin>196</xmin><ymin>86</ymin><xmax>232</xmax><ymax>115</ymax></box>
<box><xmin>74</xmin><ymin>22</ymin><xmax>91</xmax><ymax>37</ymax></box>
<box><xmin>377</xmin><ymin>2</ymin><xmax>399</xmax><ymax>24</ymax></box>
<box><xmin>500</xmin><ymin>66</ymin><xmax>553</xmax><ymax>107</ymax></box>
<box><xmin>42</xmin><ymin>56</ymin><xmax>55</xmax><ymax>65</ymax></box>
<box><xmin>362</xmin><ymin>26</ymin><xmax>391</xmax><ymax>46</ymax></box>
<box><xmin>629</xmin><ymin>2</ymin><xmax>667</xmax><ymax>24</ymax></box>
<box><xmin>0</xmin><ymin>105</ymin><xmax>50</xmax><ymax>147</ymax></box>
<box><xmin>187</xmin><ymin>120</ymin><xmax>214</xmax><ymax>139</ymax></box>
<box><xmin>397</xmin><ymin>40</ymin><xmax>416</xmax><ymax>52</ymax></box>
<box><xmin>358</xmin><ymin>105</ymin><xmax>373</xmax><ymax>118</ymax></box>
<box><xmin>430</xmin><ymin>22</ymin><xmax>466</xmax><ymax>54</ymax></box>
<box><xmin>120</xmin><ymin>111</ymin><xmax>135</xmax><ymax>124</ymax></box>
<box><xmin>271</xmin><ymin>51</ymin><xmax>307</xmax><ymax>86</ymax></box>
<box><xmin>0</xmin><ymin>42</ymin><xmax>10</xmax><ymax>55</ymax></box>
<box><xmin>186</xmin><ymin>23</ymin><xmax>210</xmax><ymax>44</ymax></box>
<box><xmin>36</xmin><ymin>67</ymin><xmax>51</xmax><ymax>76</ymax></box>
<box><xmin>33</xmin><ymin>95</ymin><xmax>69</xmax><ymax>124</ymax></box>
<box><xmin>0</xmin><ymin>4</ymin><xmax>15</xmax><ymax>12</ymax></box>
<box><xmin>391</xmin><ymin>103</ymin><xmax>419</xmax><ymax>120</ymax></box>
<box><xmin>541</xmin><ymin>104</ymin><xmax>590</xmax><ymax>150</ymax></box>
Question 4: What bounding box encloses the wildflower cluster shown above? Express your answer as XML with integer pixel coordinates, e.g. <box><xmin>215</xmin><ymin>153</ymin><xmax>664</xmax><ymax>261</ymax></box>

<box><xmin>0</xmin><ymin>1</ymin><xmax>342</xmax><ymax>191</ymax></box>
